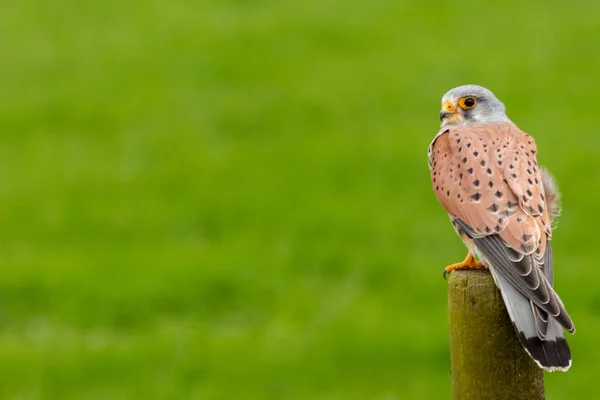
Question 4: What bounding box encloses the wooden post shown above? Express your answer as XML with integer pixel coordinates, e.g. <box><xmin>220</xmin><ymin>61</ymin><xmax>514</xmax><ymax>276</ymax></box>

<box><xmin>448</xmin><ymin>270</ymin><xmax>544</xmax><ymax>400</ymax></box>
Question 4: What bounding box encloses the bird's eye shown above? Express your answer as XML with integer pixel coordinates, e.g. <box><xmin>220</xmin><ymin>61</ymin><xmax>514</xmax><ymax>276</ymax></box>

<box><xmin>459</xmin><ymin>97</ymin><xmax>476</xmax><ymax>109</ymax></box>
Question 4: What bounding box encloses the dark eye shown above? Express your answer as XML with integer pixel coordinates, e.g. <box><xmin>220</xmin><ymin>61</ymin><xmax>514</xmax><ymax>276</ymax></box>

<box><xmin>460</xmin><ymin>97</ymin><xmax>476</xmax><ymax>109</ymax></box>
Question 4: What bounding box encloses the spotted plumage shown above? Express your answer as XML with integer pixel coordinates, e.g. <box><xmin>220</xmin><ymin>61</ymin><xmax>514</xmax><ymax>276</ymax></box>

<box><xmin>429</xmin><ymin>85</ymin><xmax>575</xmax><ymax>372</ymax></box>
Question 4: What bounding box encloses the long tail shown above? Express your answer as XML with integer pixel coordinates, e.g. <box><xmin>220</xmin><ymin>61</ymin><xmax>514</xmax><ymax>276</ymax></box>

<box><xmin>489</xmin><ymin>267</ymin><xmax>571</xmax><ymax>371</ymax></box>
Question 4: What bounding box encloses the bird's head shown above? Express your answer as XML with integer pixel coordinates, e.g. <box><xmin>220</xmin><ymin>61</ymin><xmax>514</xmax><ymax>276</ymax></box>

<box><xmin>439</xmin><ymin>85</ymin><xmax>511</xmax><ymax>127</ymax></box>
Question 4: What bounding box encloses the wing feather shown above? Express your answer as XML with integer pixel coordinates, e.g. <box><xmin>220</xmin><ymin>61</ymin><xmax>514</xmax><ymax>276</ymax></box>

<box><xmin>429</xmin><ymin>123</ymin><xmax>574</xmax><ymax>334</ymax></box>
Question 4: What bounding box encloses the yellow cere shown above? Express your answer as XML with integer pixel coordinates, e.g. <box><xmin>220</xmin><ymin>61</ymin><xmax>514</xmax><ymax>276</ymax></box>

<box><xmin>443</xmin><ymin>101</ymin><xmax>455</xmax><ymax>112</ymax></box>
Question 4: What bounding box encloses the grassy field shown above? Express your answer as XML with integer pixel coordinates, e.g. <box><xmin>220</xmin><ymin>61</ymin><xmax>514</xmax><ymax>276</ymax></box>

<box><xmin>0</xmin><ymin>0</ymin><xmax>599</xmax><ymax>398</ymax></box>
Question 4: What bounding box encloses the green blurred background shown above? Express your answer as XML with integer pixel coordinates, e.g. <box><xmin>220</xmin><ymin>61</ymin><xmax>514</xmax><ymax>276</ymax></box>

<box><xmin>0</xmin><ymin>0</ymin><xmax>599</xmax><ymax>398</ymax></box>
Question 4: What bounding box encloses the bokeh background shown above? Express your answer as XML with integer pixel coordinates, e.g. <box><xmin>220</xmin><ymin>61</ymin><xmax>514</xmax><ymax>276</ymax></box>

<box><xmin>1</xmin><ymin>0</ymin><xmax>599</xmax><ymax>398</ymax></box>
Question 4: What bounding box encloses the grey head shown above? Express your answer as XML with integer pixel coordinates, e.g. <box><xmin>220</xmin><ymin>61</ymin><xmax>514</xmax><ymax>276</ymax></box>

<box><xmin>439</xmin><ymin>85</ymin><xmax>512</xmax><ymax>127</ymax></box>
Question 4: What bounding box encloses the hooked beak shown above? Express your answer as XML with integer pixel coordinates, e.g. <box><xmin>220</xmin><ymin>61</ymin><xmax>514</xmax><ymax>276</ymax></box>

<box><xmin>439</xmin><ymin>101</ymin><xmax>458</xmax><ymax>124</ymax></box>
<box><xmin>440</xmin><ymin>110</ymin><xmax>453</xmax><ymax>121</ymax></box>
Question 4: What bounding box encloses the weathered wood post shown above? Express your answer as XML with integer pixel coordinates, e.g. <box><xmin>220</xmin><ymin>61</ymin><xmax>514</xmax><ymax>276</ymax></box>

<box><xmin>448</xmin><ymin>270</ymin><xmax>544</xmax><ymax>400</ymax></box>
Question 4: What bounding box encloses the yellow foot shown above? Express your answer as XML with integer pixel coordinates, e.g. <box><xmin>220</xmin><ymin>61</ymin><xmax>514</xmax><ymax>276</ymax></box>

<box><xmin>443</xmin><ymin>252</ymin><xmax>485</xmax><ymax>279</ymax></box>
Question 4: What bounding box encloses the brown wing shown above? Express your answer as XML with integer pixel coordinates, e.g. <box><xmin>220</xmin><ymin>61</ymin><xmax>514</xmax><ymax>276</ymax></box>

<box><xmin>428</xmin><ymin>123</ymin><xmax>574</xmax><ymax>332</ymax></box>
<box><xmin>429</xmin><ymin>123</ymin><xmax>551</xmax><ymax>249</ymax></box>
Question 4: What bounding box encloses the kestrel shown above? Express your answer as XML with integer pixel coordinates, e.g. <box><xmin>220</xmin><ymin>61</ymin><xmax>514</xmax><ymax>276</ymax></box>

<box><xmin>428</xmin><ymin>85</ymin><xmax>575</xmax><ymax>371</ymax></box>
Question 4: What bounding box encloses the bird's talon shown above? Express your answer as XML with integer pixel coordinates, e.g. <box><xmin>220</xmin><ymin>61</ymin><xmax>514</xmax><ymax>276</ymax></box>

<box><xmin>443</xmin><ymin>252</ymin><xmax>485</xmax><ymax>279</ymax></box>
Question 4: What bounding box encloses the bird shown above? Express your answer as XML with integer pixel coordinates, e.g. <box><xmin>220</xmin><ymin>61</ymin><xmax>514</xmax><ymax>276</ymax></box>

<box><xmin>427</xmin><ymin>84</ymin><xmax>575</xmax><ymax>372</ymax></box>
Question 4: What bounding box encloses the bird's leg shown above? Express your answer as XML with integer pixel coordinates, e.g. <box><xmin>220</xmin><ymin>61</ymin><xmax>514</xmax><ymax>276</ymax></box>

<box><xmin>443</xmin><ymin>251</ymin><xmax>485</xmax><ymax>279</ymax></box>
